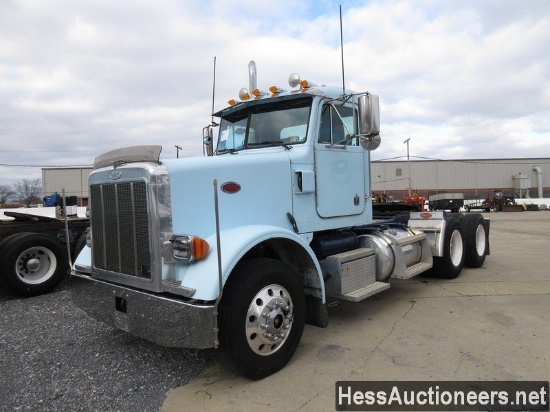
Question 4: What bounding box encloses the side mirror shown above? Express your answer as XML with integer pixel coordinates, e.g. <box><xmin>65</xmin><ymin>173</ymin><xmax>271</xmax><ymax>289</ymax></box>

<box><xmin>360</xmin><ymin>134</ymin><xmax>381</xmax><ymax>151</ymax></box>
<box><xmin>202</xmin><ymin>125</ymin><xmax>214</xmax><ymax>156</ymax></box>
<box><xmin>358</xmin><ymin>94</ymin><xmax>381</xmax><ymax>151</ymax></box>
<box><xmin>358</xmin><ymin>94</ymin><xmax>380</xmax><ymax>135</ymax></box>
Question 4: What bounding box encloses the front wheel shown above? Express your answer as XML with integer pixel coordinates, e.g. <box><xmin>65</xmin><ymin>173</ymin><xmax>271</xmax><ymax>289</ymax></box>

<box><xmin>433</xmin><ymin>217</ymin><xmax>465</xmax><ymax>279</ymax></box>
<box><xmin>217</xmin><ymin>258</ymin><xmax>305</xmax><ymax>380</ymax></box>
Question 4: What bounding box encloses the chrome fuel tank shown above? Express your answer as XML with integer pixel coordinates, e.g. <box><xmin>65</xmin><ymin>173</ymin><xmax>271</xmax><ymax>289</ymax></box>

<box><xmin>358</xmin><ymin>227</ymin><xmax>423</xmax><ymax>281</ymax></box>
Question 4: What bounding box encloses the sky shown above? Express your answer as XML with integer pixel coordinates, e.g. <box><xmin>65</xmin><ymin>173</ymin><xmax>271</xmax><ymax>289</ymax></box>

<box><xmin>1</xmin><ymin>0</ymin><xmax>549</xmax><ymax>188</ymax></box>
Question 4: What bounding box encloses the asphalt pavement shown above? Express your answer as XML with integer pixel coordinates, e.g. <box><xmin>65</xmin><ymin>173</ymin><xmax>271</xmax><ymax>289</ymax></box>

<box><xmin>161</xmin><ymin>211</ymin><xmax>550</xmax><ymax>411</ymax></box>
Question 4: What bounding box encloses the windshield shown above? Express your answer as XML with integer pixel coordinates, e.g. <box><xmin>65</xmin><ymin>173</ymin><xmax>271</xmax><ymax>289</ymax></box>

<box><xmin>216</xmin><ymin>97</ymin><xmax>311</xmax><ymax>153</ymax></box>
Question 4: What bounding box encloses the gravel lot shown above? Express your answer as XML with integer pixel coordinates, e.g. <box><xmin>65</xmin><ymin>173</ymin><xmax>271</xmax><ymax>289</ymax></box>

<box><xmin>0</xmin><ymin>278</ymin><xmax>215</xmax><ymax>412</ymax></box>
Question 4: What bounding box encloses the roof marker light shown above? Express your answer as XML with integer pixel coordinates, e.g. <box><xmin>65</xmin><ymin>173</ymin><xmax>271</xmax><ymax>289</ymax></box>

<box><xmin>269</xmin><ymin>86</ymin><xmax>287</xmax><ymax>96</ymax></box>
<box><xmin>228</xmin><ymin>99</ymin><xmax>237</xmax><ymax>106</ymax></box>
<box><xmin>288</xmin><ymin>73</ymin><xmax>317</xmax><ymax>90</ymax></box>
<box><xmin>239</xmin><ymin>88</ymin><xmax>250</xmax><ymax>101</ymax></box>
<box><xmin>252</xmin><ymin>88</ymin><xmax>268</xmax><ymax>98</ymax></box>
<box><xmin>300</xmin><ymin>80</ymin><xmax>317</xmax><ymax>89</ymax></box>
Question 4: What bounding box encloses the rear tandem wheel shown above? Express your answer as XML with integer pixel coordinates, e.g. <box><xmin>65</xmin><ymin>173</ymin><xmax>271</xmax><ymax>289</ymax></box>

<box><xmin>432</xmin><ymin>216</ymin><xmax>465</xmax><ymax>279</ymax></box>
<box><xmin>462</xmin><ymin>213</ymin><xmax>489</xmax><ymax>268</ymax></box>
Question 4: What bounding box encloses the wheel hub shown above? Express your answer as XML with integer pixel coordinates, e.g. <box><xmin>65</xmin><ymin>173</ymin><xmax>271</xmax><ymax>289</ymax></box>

<box><xmin>246</xmin><ymin>284</ymin><xmax>294</xmax><ymax>356</ymax></box>
<box><xmin>25</xmin><ymin>258</ymin><xmax>42</xmax><ymax>272</ymax></box>
<box><xmin>262</xmin><ymin>297</ymin><xmax>289</xmax><ymax>336</ymax></box>
<box><xmin>15</xmin><ymin>246</ymin><xmax>56</xmax><ymax>284</ymax></box>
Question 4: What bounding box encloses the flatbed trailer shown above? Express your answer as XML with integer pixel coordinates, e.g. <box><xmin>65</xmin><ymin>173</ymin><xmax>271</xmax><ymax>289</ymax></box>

<box><xmin>429</xmin><ymin>193</ymin><xmax>464</xmax><ymax>213</ymax></box>
<box><xmin>0</xmin><ymin>211</ymin><xmax>89</xmax><ymax>296</ymax></box>
<box><xmin>465</xmin><ymin>202</ymin><xmax>491</xmax><ymax>212</ymax></box>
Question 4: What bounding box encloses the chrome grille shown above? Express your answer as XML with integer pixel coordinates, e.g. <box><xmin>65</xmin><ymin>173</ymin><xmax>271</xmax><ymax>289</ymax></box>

<box><xmin>90</xmin><ymin>181</ymin><xmax>151</xmax><ymax>279</ymax></box>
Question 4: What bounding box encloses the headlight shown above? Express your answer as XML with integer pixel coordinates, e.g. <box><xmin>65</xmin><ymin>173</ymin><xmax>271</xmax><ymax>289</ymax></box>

<box><xmin>170</xmin><ymin>235</ymin><xmax>209</xmax><ymax>262</ymax></box>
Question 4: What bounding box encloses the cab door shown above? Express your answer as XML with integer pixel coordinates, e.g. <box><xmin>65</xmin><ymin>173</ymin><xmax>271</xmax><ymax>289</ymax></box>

<box><xmin>315</xmin><ymin>104</ymin><xmax>366</xmax><ymax>218</ymax></box>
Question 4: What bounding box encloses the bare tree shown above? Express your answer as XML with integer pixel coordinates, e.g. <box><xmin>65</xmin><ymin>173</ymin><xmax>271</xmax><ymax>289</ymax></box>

<box><xmin>14</xmin><ymin>179</ymin><xmax>42</xmax><ymax>207</ymax></box>
<box><xmin>0</xmin><ymin>185</ymin><xmax>16</xmax><ymax>207</ymax></box>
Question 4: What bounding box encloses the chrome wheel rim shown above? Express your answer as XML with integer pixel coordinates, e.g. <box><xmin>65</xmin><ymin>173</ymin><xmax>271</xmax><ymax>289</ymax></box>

<box><xmin>246</xmin><ymin>284</ymin><xmax>294</xmax><ymax>356</ymax></box>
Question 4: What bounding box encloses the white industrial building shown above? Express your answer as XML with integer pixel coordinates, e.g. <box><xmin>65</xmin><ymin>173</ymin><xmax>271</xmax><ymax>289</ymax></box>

<box><xmin>42</xmin><ymin>167</ymin><xmax>93</xmax><ymax>206</ymax></box>
<box><xmin>371</xmin><ymin>157</ymin><xmax>549</xmax><ymax>201</ymax></box>
<box><xmin>41</xmin><ymin>157</ymin><xmax>550</xmax><ymax>205</ymax></box>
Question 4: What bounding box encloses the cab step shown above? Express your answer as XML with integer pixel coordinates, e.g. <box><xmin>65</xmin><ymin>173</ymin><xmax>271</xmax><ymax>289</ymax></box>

<box><xmin>333</xmin><ymin>281</ymin><xmax>390</xmax><ymax>302</ymax></box>
<box><xmin>404</xmin><ymin>261</ymin><xmax>433</xmax><ymax>279</ymax></box>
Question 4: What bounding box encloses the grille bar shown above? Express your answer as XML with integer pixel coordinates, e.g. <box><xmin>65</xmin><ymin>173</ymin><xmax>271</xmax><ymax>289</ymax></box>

<box><xmin>115</xmin><ymin>183</ymin><xmax>122</xmax><ymax>271</ymax></box>
<box><xmin>100</xmin><ymin>185</ymin><xmax>107</xmax><ymax>269</ymax></box>
<box><xmin>91</xmin><ymin>181</ymin><xmax>151</xmax><ymax>279</ymax></box>
<box><xmin>131</xmin><ymin>183</ymin><xmax>138</xmax><ymax>276</ymax></box>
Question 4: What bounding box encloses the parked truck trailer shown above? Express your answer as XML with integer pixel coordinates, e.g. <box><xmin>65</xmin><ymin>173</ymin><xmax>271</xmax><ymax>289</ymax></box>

<box><xmin>71</xmin><ymin>62</ymin><xmax>490</xmax><ymax>379</ymax></box>
<box><xmin>428</xmin><ymin>193</ymin><xmax>465</xmax><ymax>213</ymax></box>
<box><xmin>0</xmin><ymin>210</ymin><xmax>88</xmax><ymax>296</ymax></box>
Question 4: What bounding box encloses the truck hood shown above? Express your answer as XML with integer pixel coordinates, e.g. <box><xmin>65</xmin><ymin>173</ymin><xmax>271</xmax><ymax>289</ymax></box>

<box><xmin>163</xmin><ymin>151</ymin><xmax>294</xmax><ymax>240</ymax></box>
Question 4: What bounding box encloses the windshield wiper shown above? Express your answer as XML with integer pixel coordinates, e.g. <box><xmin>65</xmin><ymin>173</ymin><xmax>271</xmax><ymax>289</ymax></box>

<box><xmin>216</xmin><ymin>148</ymin><xmax>239</xmax><ymax>155</ymax></box>
<box><xmin>249</xmin><ymin>141</ymin><xmax>293</xmax><ymax>150</ymax></box>
<box><xmin>329</xmin><ymin>134</ymin><xmax>356</xmax><ymax>147</ymax></box>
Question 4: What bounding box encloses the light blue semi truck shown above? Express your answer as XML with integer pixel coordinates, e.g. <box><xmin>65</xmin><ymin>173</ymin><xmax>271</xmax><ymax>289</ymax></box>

<box><xmin>71</xmin><ymin>62</ymin><xmax>490</xmax><ymax>379</ymax></box>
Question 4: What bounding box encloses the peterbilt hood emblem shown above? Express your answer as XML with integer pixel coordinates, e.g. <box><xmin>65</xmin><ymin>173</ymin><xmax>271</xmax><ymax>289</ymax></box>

<box><xmin>109</xmin><ymin>170</ymin><xmax>122</xmax><ymax>180</ymax></box>
<box><xmin>221</xmin><ymin>181</ymin><xmax>241</xmax><ymax>194</ymax></box>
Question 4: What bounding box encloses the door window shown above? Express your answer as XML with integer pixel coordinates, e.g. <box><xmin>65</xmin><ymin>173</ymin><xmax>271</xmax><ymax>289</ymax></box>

<box><xmin>318</xmin><ymin>105</ymin><xmax>358</xmax><ymax>146</ymax></box>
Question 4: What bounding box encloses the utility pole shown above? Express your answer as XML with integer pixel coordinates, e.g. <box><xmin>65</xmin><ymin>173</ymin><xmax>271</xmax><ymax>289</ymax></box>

<box><xmin>403</xmin><ymin>138</ymin><xmax>411</xmax><ymax>197</ymax></box>
<box><xmin>175</xmin><ymin>145</ymin><xmax>182</xmax><ymax>158</ymax></box>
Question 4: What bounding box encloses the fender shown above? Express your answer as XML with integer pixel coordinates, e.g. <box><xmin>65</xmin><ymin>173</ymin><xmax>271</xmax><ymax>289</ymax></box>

<box><xmin>176</xmin><ymin>224</ymin><xmax>325</xmax><ymax>302</ymax></box>
<box><xmin>72</xmin><ymin>227</ymin><xmax>325</xmax><ymax>303</ymax></box>
<box><xmin>74</xmin><ymin>244</ymin><xmax>92</xmax><ymax>273</ymax></box>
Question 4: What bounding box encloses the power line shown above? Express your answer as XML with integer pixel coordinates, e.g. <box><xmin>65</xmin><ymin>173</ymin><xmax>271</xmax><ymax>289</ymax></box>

<box><xmin>0</xmin><ymin>163</ymin><xmax>92</xmax><ymax>168</ymax></box>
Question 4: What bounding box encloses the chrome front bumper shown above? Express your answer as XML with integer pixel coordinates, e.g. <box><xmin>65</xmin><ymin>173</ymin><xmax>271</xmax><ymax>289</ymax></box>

<box><xmin>71</xmin><ymin>271</ymin><xmax>215</xmax><ymax>349</ymax></box>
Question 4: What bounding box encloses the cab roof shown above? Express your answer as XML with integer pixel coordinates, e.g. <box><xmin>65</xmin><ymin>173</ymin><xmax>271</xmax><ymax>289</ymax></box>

<box><xmin>213</xmin><ymin>85</ymin><xmax>354</xmax><ymax>118</ymax></box>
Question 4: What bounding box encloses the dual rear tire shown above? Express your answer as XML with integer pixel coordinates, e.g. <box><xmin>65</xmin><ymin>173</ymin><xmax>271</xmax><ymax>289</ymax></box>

<box><xmin>432</xmin><ymin>213</ymin><xmax>488</xmax><ymax>279</ymax></box>
<box><xmin>462</xmin><ymin>214</ymin><xmax>488</xmax><ymax>268</ymax></box>
<box><xmin>433</xmin><ymin>217</ymin><xmax>465</xmax><ymax>279</ymax></box>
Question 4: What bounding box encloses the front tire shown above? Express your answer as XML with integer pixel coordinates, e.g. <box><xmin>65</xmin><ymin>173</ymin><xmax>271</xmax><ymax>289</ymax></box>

<box><xmin>433</xmin><ymin>217</ymin><xmax>465</xmax><ymax>279</ymax></box>
<box><xmin>0</xmin><ymin>233</ymin><xmax>69</xmax><ymax>296</ymax></box>
<box><xmin>217</xmin><ymin>258</ymin><xmax>305</xmax><ymax>380</ymax></box>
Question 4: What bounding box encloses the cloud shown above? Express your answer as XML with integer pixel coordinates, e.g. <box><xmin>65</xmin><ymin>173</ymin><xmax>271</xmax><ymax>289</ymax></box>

<box><xmin>0</xmin><ymin>0</ymin><xmax>548</xmax><ymax>188</ymax></box>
